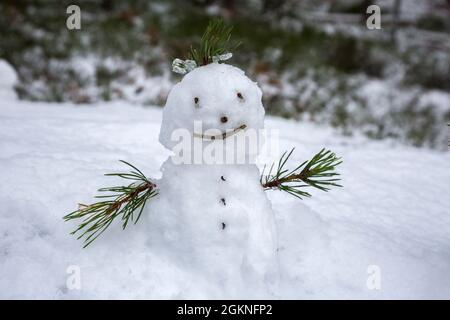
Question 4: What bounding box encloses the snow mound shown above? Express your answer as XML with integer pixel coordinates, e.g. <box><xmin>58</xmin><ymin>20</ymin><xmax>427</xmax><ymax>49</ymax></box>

<box><xmin>0</xmin><ymin>60</ymin><xmax>18</xmax><ymax>101</ymax></box>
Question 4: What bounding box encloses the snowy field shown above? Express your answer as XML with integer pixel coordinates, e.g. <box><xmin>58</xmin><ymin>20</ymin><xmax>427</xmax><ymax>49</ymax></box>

<box><xmin>1</xmin><ymin>58</ymin><xmax>450</xmax><ymax>299</ymax></box>
<box><xmin>1</xmin><ymin>98</ymin><xmax>450</xmax><ymax>299</ymax></box>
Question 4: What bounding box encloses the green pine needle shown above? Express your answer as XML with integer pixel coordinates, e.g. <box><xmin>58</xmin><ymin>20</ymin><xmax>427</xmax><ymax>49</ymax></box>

<box><xmin>63</xmin><ymin>161</ymin><xmax>158</xmax><ymax>248</ymax></box>
<box><xmin>188</xmin><ymin>19</ymin><xmax>240</xmax><ymax>66</ymax></box>
<box><xmin>261</xmin><ymin>148</ymin><xmax>343</xmax><ymax>199</ymax></box>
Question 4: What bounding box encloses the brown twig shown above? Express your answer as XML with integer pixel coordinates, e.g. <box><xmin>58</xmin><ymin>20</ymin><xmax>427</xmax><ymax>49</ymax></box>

<box><xmin>104</xmin><ymin>182</ymin><xmax>156</xmax><ymax>215</ymax></box>
<box><xmin>262</xmin><ymin>172</ymin><xmax>308</xmax><ymax>189</ymax></box>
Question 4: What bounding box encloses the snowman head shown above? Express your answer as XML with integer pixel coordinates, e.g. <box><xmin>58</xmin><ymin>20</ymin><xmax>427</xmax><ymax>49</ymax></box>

<box><xmin>159</xmin><ymin>63</ymin><xmax>265</xmax><ymax>152</ymax></box>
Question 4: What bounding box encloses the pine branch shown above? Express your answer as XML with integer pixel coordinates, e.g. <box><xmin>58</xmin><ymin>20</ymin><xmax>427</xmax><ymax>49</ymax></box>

<box><xmin>63</xmin><ymin>161</ymin><xmax>158</xmax><ymax>248</ymax></box>
<box><xmin>260</xmin><ymin>148</ymin><xmax>342</xmax><ymax>199</ymax></box>
<box><xmin>188</xmin><ymin>19</ymin><xmax>240</xmax><ymax>66</ymax></box>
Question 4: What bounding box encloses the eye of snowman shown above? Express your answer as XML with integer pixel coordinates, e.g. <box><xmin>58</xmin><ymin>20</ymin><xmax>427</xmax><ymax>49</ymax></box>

<box><xmin>237</xmin><ymin>92</ymin><xmax>244</xmax><ymax>100</ymax></box>
<box><xmin>194</xmin><ymin>97</ymin><xmax>199</xmax><ymax>108</ymax></box>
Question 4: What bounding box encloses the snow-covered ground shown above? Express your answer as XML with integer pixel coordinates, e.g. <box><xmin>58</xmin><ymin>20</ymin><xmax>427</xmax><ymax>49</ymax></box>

<box><xmin>1</xmin><ymin>99</ymin><xmax>449</xmax><ymax>299</ymax></box>
<box><xmin>0</xmin><ymin>62</ymin><xmax>450</xmax><ymax>299</ymax></box>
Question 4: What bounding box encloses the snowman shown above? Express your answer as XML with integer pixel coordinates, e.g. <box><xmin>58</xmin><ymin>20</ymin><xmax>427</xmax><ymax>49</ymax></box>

<box><xmin>145</xmin><ymin>62</ymin><xmax>278</xmax><ymax>294</ymax></box>
<box><xmin>64</xmin><ymin>21</ymin><xmax>342</xmax><ymax>297</ymax></box>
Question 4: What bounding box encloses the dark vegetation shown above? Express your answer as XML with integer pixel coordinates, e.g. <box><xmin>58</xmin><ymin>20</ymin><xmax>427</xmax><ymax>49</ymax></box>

<box><xmin>0</xmin><ymin>0</ymin><xmax>449</xmax><ymax>147</ymax></box>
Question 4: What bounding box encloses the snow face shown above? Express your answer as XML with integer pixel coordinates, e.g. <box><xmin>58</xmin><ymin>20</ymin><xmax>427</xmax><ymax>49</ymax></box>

<box><xmin>159</xmin><ymin>63</ymin><xmax>265</xmax><ymax>152</ymax></box>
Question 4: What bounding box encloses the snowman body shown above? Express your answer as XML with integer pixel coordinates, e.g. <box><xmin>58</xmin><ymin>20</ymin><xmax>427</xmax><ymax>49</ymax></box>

<box><xmin>146</xmin><ymin>63</ymin><xmax>277</xmax><ymax>292</ymax></box>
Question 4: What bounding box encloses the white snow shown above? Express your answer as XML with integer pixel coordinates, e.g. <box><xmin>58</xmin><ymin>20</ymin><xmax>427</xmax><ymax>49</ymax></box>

<box><xmin>1</xmin><ymin>95</ymin><xmax>450</xmax><ymax>298</ymax></box>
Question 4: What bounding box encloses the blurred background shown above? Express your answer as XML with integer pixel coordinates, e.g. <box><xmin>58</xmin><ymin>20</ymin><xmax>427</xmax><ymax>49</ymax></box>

<box><xmin>1</xmin><ymin>0</ymin><xmax>449</xmax><ymax>148</ymax></box>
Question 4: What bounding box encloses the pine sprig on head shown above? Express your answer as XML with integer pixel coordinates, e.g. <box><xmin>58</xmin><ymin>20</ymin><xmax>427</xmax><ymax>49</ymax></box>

<box><xmin>189</xmin><ymin>19</ymin><xmax>240</xmax><ymax>66</ymax></box>
<box><xmin>63</xmin><ymin>161</ymin><xmax>158</xmax><ymax>248</ymax></box>
<box><xmin>261</xmin><ymin>148</ymin><xmax>342</xmax><ymax>199</ymax></box>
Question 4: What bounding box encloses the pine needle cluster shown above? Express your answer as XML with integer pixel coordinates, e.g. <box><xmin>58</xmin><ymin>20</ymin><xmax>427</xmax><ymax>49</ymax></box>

<box><xmin>188</xmin><ymin>19</ymin><xmax>240</xmax><ymax>66</ymax></box>
<box><xmin>64</xmin><ymin>161</ymin><xmax>157</xmax><ymax>248</ymax></box>
<box><xmin>260</xmin><ymin>149</ymin><xmax>342</xmax><ymax>199</ymax></box>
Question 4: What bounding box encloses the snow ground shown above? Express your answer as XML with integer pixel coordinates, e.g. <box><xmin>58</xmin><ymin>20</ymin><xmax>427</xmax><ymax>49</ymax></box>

<box><xmin>0</xmin><ymin>98</ymin><xmax>449</xmax><ymax>299</ymax></box>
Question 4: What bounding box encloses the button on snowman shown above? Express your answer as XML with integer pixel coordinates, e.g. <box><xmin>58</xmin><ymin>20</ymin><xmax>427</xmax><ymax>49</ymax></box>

<box><xmin>146</xmin><ymin>63</ymin><xmax>278</xmax><ymax>292</ymax></box>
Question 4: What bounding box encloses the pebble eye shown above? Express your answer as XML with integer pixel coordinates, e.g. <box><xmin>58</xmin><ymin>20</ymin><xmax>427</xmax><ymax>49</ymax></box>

<box><xmin>194</xmin><ymin>97</ymin><xmax>199</xmax><ymax>108</ymax></box>
<box><xmin>237</xmin><ymin>92</ymin><xmax>244</xmax><ymax>100</ymax></box>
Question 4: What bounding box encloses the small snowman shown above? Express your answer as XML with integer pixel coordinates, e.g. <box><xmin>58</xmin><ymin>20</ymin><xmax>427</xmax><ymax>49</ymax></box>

<box><xmin>146</xmin><ymin>61</ymin><xmax>278</xmax><ymax>293</ymax></box>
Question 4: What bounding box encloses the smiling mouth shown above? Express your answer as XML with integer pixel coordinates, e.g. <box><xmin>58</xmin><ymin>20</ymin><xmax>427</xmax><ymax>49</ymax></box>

<box><xmin>193</xmin><ymin>124</ymin><xmax>247</xmax><ymax>141</ymax></box>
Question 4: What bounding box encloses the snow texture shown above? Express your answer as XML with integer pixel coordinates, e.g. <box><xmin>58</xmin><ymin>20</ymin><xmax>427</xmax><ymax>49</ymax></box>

<box><xmin>1</xmin><ymin>61</ymin><xmax>450</xmax><ymax>299</ymax></box>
